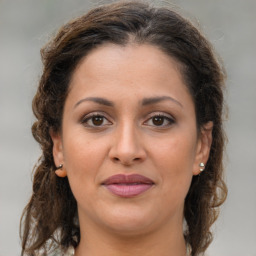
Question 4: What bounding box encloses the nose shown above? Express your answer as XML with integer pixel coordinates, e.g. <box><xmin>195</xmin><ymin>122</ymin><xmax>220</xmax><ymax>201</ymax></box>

<box><xmin>108</xmin><ymin>123</ymin><xmax>147</xmax><ymax>166</ymax></box>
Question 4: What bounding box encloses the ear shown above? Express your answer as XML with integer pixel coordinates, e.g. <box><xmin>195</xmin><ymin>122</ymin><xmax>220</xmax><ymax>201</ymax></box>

<box><xmin>50</xmin><ymin>129</ymin><xmax>67</xmax><ymax>178</ymax></box>
<box><xmin>193</xmin><ymin>121</ymin><xmax>213</xmax><ymax>176</ymax></box>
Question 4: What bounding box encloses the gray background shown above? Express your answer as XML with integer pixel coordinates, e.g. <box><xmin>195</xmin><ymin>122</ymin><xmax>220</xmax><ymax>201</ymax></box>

<box><xmin>0</xmin><ymin>0</ymin><xmax>255</xmax><ymax>255</ymax></box>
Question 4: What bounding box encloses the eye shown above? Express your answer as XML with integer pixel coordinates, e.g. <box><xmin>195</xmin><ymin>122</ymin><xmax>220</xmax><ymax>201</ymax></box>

<box><xmin>81</xmin><ymin>113</ymin><xmax>112</xmax><ymax>127</ymax></box>
<box><xmin>144</xmin><ymin>114</ymin><xmax>175</xmax><ymax>127</ymax></box>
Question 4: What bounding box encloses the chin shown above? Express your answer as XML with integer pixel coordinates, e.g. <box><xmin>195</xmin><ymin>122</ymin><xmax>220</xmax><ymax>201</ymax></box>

<box><xmin>95</xmin><ymin>204</ymin><xmax>161</xmax><ymax>236</ymax></box>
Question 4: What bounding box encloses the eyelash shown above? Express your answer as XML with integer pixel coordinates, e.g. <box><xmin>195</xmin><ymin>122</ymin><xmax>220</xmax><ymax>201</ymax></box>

<box><xmin>81</xmin><ymin>112</ymin><xmax>175</xmax><ymax>128</ymax></box>
<box><xmin>143</xmin><ymin>113</ymin><xmax>175</xmax><ymax>128</ymax></box>
<box><xmin>81</xmin><ymin>112</ymin><xmax>112</xmax><ymax>128</ymax></box>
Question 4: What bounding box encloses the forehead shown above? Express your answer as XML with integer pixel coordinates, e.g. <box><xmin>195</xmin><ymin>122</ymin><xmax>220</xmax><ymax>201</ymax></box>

<box><xmin>68</xmin><ymin>43</ymin><xmax>193</xmax><ymax>107</ymax></box>
<box><xmin>71</xmin><ymin>43</ymin><xmax>184</xmax><ymax>80</ymax></box>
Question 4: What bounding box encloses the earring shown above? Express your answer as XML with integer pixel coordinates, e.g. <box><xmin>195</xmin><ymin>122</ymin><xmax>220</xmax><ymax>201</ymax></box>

<box><xmin>55</xmin><ymin>164</ymin><xmax>67</xmax><ymax>177</ymax></box>
<box><xmin>56</xmin><ymin>164</ymin><xmax>63</xmax><ymax>170</ymax></box>
<box><xmin>199</xmin><ymin>162</ymin><xmax>205</xmax><ymax>172</ymax></box>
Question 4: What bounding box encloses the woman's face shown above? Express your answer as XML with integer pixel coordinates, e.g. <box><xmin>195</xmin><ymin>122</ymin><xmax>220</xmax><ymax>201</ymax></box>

<box><xmin>52</xmin><ymin>43</ymin><xmax>212</xmax><ymax>236</ymax></box>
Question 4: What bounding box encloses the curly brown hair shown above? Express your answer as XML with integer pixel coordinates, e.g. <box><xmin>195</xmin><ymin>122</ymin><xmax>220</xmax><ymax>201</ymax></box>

<box><xmin>20</xmin><ymin>1</ymin><xmax>227</xmax><ymax>255</ymax></box>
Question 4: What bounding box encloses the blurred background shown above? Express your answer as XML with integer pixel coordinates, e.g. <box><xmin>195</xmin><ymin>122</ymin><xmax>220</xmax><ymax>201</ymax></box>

<box><xmin>0</xmin><ymin>0</ymin><xmax>255</xmax><ymax>255</ymax></box>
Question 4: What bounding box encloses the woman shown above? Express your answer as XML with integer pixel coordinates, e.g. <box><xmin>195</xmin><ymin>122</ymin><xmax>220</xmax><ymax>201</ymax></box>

<box><xmin>20</xmin><ymin>1</ymin><xmax>227</xmax><ymax>256</ymax></box>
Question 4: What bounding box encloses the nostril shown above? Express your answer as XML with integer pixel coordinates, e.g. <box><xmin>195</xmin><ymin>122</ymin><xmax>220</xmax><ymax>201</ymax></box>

<box><xmin>113</xmin><ymin>157</ymin><xmax>119</xmax><ymax>162</ymax></box>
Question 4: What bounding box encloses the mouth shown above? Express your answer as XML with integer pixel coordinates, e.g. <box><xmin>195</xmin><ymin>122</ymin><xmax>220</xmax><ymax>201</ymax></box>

<box><xmin>102</xmin><ymin>174</ymin><xmax>155</xmax><ymax>198</ymax></box>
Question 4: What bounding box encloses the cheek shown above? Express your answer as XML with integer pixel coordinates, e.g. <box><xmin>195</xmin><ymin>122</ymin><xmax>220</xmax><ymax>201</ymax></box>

<box><xmin>150</xmin><ymin>132</ymin><xmax>197</xmax><ymax>193</ymax></box>
<box><xmin>152</xmin><ymin>134</ymin><xmax>197</xmax><ymax>170</ymax></box>
<box><xmin>62</xmin><ymin>131</ymin><xmax>108</xmax><ymax>193</ymax></box>
<box><xmin>64</xmin><ymin>129</ymin><xmax>105</xmax><ymax>166</ymax></box>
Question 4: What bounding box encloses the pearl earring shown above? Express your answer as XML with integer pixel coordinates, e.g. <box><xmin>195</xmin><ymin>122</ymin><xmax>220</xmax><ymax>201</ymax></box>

<box><xmin>56</xmin><ymin>164</ymin><xmax>63</xmax><ymax>170</ymax></box>
<box><xmin>199</xmin><ymin>162</ymin><xmax>205</xmax><ymax>172</ymax></box>
<box><xmin>55</xmin><ymin>164</ymin><xmax>67</xmax><ymax>178</ymax></box>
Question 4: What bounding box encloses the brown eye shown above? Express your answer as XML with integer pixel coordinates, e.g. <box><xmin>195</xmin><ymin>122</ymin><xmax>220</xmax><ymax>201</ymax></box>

<box><xmin>82</xmin><ymin>114</ymin><xmax>112</xmax><ymax>128</ymax></box>
<box><xmin>92</xmin><ymin>116</ymin><xmax>104</xmax><ymax>126</ymax></box>
<box><xmin>152</xmin><ymin>116</ymin><xmax>164</xmax><ymax>126</ymax></box>
<box><xmin>144</xmin><ymin>114</ymin><xmax>175</xmax><ymax>128</ymax></box>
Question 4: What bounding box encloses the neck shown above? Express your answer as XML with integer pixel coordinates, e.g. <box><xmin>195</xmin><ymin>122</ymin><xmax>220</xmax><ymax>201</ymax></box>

<box><xmin>75</xmin><ymin>216</ymin><xmax>187</xmax><ymax>256</ymax></box>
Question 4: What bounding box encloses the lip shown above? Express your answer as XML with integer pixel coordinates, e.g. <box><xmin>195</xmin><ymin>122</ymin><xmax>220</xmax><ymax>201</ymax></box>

<box><xmin>102</xmin><ymin>174</ymin><xmax>154</xmax><ymax>198</ymax></box>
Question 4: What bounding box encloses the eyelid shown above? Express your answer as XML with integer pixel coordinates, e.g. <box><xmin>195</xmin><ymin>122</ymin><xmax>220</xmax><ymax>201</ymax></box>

<box><xmin>80</xmin><ymin>111</ymin><xmax>112</xmax><ymax>127</ymax></box>
<box><xmin>80</xmin><ymin>111</ymin><xmax>175</xmax><ymax>128</ymax></box>
<box><xmin>143</xmin><ymin>112</ymin><xmax>175</xmax><ymax>127</ymax></box>
<box><xmin>146</xmin><ymin>111</ymin><xmax>175</xmax><ymax>120</ymax></box>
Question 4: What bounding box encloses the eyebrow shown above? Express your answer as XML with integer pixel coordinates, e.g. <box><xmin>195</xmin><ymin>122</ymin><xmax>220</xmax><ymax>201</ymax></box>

<box><xmin>74</xmin><ymin>97</ymin><xmax>114</xmax><ymax>108</ymax></box>
<box><xmin>74</xmin><ymin>95</ymin><xmax>183</xmax><ymax>109</ymax></box>
<box><xmin>142</xmin><ymin>96</ymin><xmax>183</xmax><ymax>108</ymax></box>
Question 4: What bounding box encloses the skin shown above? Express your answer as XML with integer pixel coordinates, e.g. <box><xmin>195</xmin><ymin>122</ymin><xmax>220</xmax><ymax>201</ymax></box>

<box><xmin>51</xmin><ymin>43</ymin><xmax>213</xmax><ymax>256</ymax></box>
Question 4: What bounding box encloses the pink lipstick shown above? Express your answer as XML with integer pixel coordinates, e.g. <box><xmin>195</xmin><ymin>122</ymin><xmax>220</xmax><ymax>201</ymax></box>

<box><xmin>102</xmin><ymin>174</ymin><xmax>154</xmax><ymax>198</ymax></box>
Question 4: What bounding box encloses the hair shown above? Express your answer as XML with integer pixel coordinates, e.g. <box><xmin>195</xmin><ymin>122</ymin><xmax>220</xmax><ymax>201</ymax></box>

<box><xmin>20</xmin><ymin>1</ymin><xmax>227</xmax><ymax>255</ymax></box>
